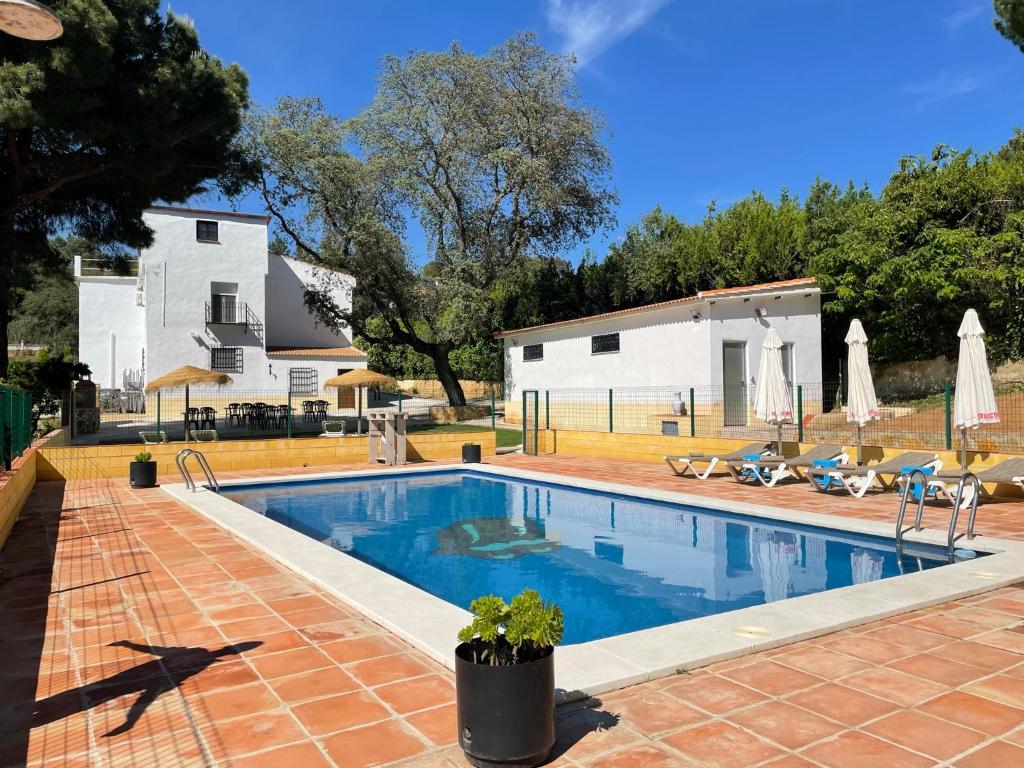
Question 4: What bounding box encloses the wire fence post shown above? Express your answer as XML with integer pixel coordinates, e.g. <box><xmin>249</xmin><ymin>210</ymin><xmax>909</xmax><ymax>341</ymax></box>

<box><xmin>944</xmin><ymin>380</ymin><xmax>952</xmax><ymax>450</ymax></box>
<box><xmin>1</xmin><ymin>386</ymin><xmax>10</xmax><ymax>470</ymax></box>
<box><xmin>545</xmin><ymin>390</ymin><xmax>550</xmax><ymax>430</ymax></box>
<box><xmin>521</xmin><ymin>390</ymin><xmax>527</xmax><ymax>449</ymax></box>
<box><xmin>287</xmin><ymin>390</ymin><xmax>293</xmax><ymax>439</ymax></box>
<box><xmin>689</xmin><ymin>388</ymin><xmax>695</xmax><ymax>437</ymax></box>
<box><xmin>155</xmin><ymin>392</ymin><xmax>161</xmax><ymax>438</ymax></box>
<box><xmin>608</xmin><ymin>388</ymin><xmax>614</xmax><ymax>433</ymax></box>
<box><xmin>490</xmin><ymin>391</ymin><xmax>495</xmax><ymax>429</ymax></box>
<box><xmin>797</xmin><ymin>385</ymin><xmax>804</xmax><ymax>443</ymax></box>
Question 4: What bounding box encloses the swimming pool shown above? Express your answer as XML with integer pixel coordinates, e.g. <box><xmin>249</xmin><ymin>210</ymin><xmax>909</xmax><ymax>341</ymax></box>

<box><xmin>223</xmin><ymin>469</ymin><xmax>966</xmax><ymax>643</ymax></box>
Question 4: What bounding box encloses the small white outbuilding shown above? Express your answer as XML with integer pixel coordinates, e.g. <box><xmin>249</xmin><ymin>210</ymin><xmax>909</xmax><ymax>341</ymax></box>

<box><xmin>499</xmin><ymin>277</ymin><xmax>823</xmax><ymax>427</ymax></box>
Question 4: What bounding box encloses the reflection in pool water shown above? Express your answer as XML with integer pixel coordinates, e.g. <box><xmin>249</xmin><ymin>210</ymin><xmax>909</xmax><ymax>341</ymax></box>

<box><xmin>224</xmin><ymin>471</ymin><xmax>970</xmax><ymax>644</ymax></box>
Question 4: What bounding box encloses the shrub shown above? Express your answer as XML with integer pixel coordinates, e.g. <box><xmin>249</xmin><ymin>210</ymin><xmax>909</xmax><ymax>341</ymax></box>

<box><xmin>457</xmin><ymin>589</ymin><xmax>563</xmax><ymax>666</ymax></box>
<box><xmin>134</xmin><ymin>451</ymin><xmax>152</xmax><ymax>463</ymax></box>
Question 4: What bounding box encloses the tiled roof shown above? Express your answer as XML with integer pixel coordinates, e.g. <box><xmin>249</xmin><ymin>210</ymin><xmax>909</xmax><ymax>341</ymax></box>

<box><xmin>265</xmin><ymin>346</ymin><xmax>366</xmax><ymax>359</ymax></box>
<box><xmin>494</xmin><ymin>277</ymin><xmax>818</xmax><ymax>338</ymax></box>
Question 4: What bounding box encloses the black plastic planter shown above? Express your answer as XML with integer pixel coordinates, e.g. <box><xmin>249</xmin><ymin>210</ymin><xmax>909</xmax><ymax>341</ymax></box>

<box><xmin>462</xmin><ymin>444</ymin><xmax>482</xmax><ymax>463</ymax></box>
<box><xmin>455</xmin><ymin>642</ymin><xmax>555</xmax><ymax>768</ymax></box>
<box><xmin>129</xmin><ymin>461</ymin><xmax>157</xmax><ymax>489</ymax></box>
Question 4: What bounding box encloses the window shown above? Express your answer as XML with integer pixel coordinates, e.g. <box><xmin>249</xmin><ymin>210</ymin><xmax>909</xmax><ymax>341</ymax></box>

<box><xmin>781</xmin><ymin>342</ymin><xmax>795</xmax><ymax>388</ymax></box>
<box><xmin>289</xmin><ymin>367</ymin><xmax>318</xmax><ymax>394</ymax></box>
<box><xmin>210</xmin><ymin>347</ymin><xmax>242</xmax><ymax>373</ymax></box>
<box><xmin>591</xmin><ymin>332</ymin><xmax>620</xmax><ymax>354</ymax></box>
<box><xmin>196</xmin><ymin>220</ymin><xmax>219</xmax><ymax>243</ymax></box>
<box><xmin>523</xmin><ymin>344</ymin><xmax>543</xmax><ymax>362</ymax></box>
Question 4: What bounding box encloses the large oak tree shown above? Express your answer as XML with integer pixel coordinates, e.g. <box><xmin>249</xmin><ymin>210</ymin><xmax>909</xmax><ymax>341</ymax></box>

<box><xmin>245</xmin><ymin>34</ymin><xmax>615</xmax><ymax>406</ymax></box>
<box><xmin>0</xmin><ymin>0</ymin><xmax>250</xmax><ymax>375</ymax></box>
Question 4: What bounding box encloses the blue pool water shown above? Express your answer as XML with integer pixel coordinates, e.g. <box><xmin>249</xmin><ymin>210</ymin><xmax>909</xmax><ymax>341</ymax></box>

<box><xmin>223</xmin><ymin>470</ymin><xmax>968</xmax><ymax>643</ymax></box>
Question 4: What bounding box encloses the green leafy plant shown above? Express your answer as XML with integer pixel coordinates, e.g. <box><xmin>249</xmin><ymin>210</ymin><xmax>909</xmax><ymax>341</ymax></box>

<box><xmin>458</xmin><ymin>589</ymin><xmax>563</xmax><ymax>666</ymax></box>
<box><xmin>463</xmin><ymin>442</ymin><xmax>479</xmax><ymax>446</ymax></box>
<box><xmin>133</xmin><ymin>452</ymin><xmax>152</xmax><ymax>463</ymax></box>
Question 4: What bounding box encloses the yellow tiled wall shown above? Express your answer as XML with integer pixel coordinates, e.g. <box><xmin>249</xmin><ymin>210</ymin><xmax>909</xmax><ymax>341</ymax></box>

<box><xmin>0</xmin><ymin>448</ymin><xmax>38</xmax><ymax>551</ymax></box>
<box><xmin>36</xmin><ymin>431</ymin><xmax>496</xmax><ymax>481</ymax></box>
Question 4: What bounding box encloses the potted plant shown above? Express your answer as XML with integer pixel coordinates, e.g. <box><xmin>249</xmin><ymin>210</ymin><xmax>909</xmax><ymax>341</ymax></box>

<box><xmin>130</xmin><ymin>451</ymin><xmax>157</xmax><ymax>488</ymax></box>
<box><xmin>462</xmin><ymin>441</ymin><xmax>482</xmax><ymax>463</ymax></box>
<box><xmin>455</xmin><ymin>589</ymin><xmax>563</xmax><ymax>768</ymax></box>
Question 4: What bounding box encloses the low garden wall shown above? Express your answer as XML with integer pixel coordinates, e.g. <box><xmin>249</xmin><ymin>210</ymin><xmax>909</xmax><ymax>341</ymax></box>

<box><xmin>0</xmin><ymin>446</ymin><xmax>39</xmax><ymax>551</ymax></box>
<box><xmin>37</xmin><ymin>430</ymin><xmax>496</xmax><ymax>481</ymax></box>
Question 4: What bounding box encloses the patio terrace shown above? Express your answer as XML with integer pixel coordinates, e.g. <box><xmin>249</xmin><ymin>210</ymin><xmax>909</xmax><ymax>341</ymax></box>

<box><xmin>1</xmin><ymin>454</ymin><xmax>1023</xmax><ymax>767</ymax></box>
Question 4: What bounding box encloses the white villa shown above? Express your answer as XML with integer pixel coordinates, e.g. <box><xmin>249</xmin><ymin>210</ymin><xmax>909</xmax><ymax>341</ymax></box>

<box><xmin>76</xmin><ymin>206</ymin><xmax>366</xmax><ymax>393</ymax></box>
<box><xmin>500</xmin><ymin>277</ymin><xmax>822</xmax><ymax>427</ymax></box>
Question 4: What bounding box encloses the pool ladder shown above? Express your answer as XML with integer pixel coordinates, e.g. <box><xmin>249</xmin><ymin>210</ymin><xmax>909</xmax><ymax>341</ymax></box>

<box><xmin>176</xmin><ymin>449</ymin><xmax>220</xmax><ymax>493</ymax></box>
<box><xmin>895</xmin><ymin>469</ymin><xmax>979</xmax><ymax>556</ymax></box>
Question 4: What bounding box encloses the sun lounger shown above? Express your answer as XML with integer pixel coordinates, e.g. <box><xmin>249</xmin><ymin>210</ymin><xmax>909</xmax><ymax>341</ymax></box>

<box><xmin>809</xmin><ymin>451</ymin><xmax>941</xmax><ymax>498</ymax></box>
<box><xmin>919</xmin><ymin>458</ymin><xmax>1024</xmax><ymax>507</ymax></box>
<box><xmin>665</xmin><ymin>442</ymin><xmax>773</xmax><ymax>480</ymax></box>
<box><xmin>727</xmin><ymin>444</ymin><xmax>848</xmax><ymax>488</ymax></box>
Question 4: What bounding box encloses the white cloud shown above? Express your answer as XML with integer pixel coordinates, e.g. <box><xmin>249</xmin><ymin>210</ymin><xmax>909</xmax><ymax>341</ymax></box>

<box><xmin>942</xmin><ymin>1</ymin><xmax>985</xmax><ymax>32</ymax></box>
<box><xmin>902</xmin><ymin>70</ymin><xmax>981</xmax><ymax>106</ymax></box>
<box><xmin>545</xmin><ymin>0</ymin><xmax>670</xmax><ymax>66</ymax></box>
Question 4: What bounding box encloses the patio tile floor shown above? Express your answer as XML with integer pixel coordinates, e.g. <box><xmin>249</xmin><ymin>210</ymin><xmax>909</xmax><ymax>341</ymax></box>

<box><xmin>1</xmin><ymin>453</ymin><xmax>1023</xmax><ymax>766</ymax></box>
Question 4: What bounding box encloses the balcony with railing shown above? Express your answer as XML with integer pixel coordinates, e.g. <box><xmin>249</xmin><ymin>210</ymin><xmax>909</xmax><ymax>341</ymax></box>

<box><xmin>206</xmin><ymin>296</ymin><xmax>248</xmax><ymax>326</ymax></box>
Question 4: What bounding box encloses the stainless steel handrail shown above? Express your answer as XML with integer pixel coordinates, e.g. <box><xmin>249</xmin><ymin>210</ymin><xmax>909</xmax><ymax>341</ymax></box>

<box><xmin>895</xmin><ymin>468</ymin><xmax>930</xmax><ymax>548</ymax></box>
<box><xmin>175</xmin><ymin>448</ymin><xmax>219</xmax><ymax>493</ymax></box>
<box><xmin>948</xmin><ymin>472</ymin><xmax>979</xmax><ymax>551</ymax></box>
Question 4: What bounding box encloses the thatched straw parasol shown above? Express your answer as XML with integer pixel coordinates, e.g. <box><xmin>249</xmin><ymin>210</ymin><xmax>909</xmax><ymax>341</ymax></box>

<box><xmin>325</xmin><ymin>369</ymin><xmax>397</xmax><ymax>433</ymax></box>
<box><xmin>145</xmin><ymin>366</ymin><xmax>233</xmax><ymax>443</ymax></box>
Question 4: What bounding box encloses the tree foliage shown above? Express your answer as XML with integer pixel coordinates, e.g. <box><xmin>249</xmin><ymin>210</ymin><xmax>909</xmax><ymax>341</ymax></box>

<box><xmin>244</xmin><ymin>34</ymin><xmax>615</xmax><ymax>405</ymax></box>
<box><xmin>995</xmin><ymin>0</ymin><xmax>1024</xmax><ymax>52</ymax></box>
<box><xmin>0</xmin><ymin>0</ymin><xmax>250</xmax><ymax>375</ymax></box>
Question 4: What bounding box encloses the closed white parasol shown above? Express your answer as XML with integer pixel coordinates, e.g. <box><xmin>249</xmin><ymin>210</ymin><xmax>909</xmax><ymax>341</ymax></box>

<box><xmin>845</xmin><ymin>319</ymin><xmax>880</xmax><ymax>465</ymax></box>
<box><xmin>754</xmin><ymin>328</ymin><xmax>794</xmax><ymax>455</ymax></box>
<box><xmin>953</xmin><ymin>309</ymin><xmax>1000</xmax><ymax>468</ymax></box>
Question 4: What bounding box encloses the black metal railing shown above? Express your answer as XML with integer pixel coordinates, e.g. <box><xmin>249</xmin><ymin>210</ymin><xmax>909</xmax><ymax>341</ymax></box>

<box><xmin>210</xmin><ymin>347</ymin><xmax>244</xmax><ymax>373</ymax></box>
<box><xmin>206</xmin><ymin>297</ymin><xmax>247</xmax><ymax>326</ymax></box>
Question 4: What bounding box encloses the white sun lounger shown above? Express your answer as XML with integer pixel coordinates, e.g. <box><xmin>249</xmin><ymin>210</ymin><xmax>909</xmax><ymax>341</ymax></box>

<box><xmin>665</xmin><ymin>442</ymin><xmax>773</xmax><ymax>480</ymax></box>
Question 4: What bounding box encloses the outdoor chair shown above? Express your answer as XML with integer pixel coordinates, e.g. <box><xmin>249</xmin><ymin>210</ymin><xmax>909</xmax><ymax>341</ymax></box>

<box><xmin>808</xmin><ymin>451</ymin><xmax>941</xmax><ymax>498</ymax></box>
<box><xmin>302</xmin><ymin>400</ymin><xmax>315</xmax><ymax>422</ymax></box>
<box><xmin>226</xmin><ymin>403</ymin><xmax>242</xmax><ymax>426</ymax></box>
<box><xmin>665</xmin><ymin>442</ymin><xmax>774</xmax><ymax>480</ymax></box>
<box><xmin>199</xmin><ymin>407</ymin><xmax>216</xmax><ymax>429</ymax></box>
<box><xmin>185</xmin><ymin>407</ymin><xmax>202</xmax><ymax>431</ymax></box>
<box><xmin>914</xmin><ymin>457</ymin><xmax>1024</xmax><ymax>508</ymax></box>
<box><xmin>314</xmin><ymin>400</ymin><xmax>329</xmax><ymax>419</ymax></box>
<box><xmin>727</xmin><ymin>444</ymin><xmax>848</xmax><ymax>488</ymax></box>
<box><xmin>273</xmin><ymin>404</ymin><xmax>290</xmax><ymax>428</ymax></box>
<box><xmin>138</xmin><ymin>431</ymin><xmax>168</xmax><ymax>444</ymax></box>
<box><xmin>240</xmin><ymin>403</ymin><xmax>254</xmax><ymax>425</ymax></box>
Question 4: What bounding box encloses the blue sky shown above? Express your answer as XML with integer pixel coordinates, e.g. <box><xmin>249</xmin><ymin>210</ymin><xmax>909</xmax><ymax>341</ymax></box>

<box><xmin>173</xmin><ymin>0</ymin><xmax>1024</xmax><ymax>262</ymax></box>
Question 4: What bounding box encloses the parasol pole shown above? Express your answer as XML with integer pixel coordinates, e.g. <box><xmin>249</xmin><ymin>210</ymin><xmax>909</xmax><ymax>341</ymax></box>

<box><xmin>184</xmin><ymin>385</ymin><xmax>190</xmax><ymax>444</ymax></box>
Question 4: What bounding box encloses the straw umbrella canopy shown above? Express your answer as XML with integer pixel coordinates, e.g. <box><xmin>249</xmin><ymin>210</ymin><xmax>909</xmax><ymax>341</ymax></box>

<box><xmin>845</xmin><ymin>319</ymin><xmax>880</xmax><ymax>465</ymax></box>
<box><xmin>145</xmin><ymin>366</ymin><xmax>233</xmax><ymax>443</ymax></box>
<box><xmin>753</xmin><ymin>328</ymin><xmax>794</xmax><ymax>455</ymax></box>
<box><xmin>953</xmin><ymin>309</ymin><xmax>1000</xmax><ymax>469</ymax></box>
<box><xmin>325</xmin><ymin>369</ymin><xmax>397</xmax><ymax>433</ymax></box>
<box><xmin>0</xmin><ymin>0</ymin><xmax>63</xmax><ymax>40</ymax></box>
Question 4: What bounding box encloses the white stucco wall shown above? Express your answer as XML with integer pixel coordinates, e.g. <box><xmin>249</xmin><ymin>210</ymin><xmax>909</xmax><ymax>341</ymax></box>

<box><xmin>77</xmin><ymin>277</ymin><xmax>145</xmax><ymax>389</ymax></box>
<box><xmin>708</xmin><ymin>291</ymin><xmax>822</xmax><ymax>390</ymax></box>
<box><xmin>503</xmin><ymin>289</ymin><xmax>822</xmax><ymax>400</ymax></box>
<box><xmin>265</xmin><ymin>254</ymin><xmax>355</xmax><ymax>348</ymax></box>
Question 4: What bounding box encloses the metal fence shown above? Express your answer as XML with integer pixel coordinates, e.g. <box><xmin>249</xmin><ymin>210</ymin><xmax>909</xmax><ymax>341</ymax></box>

<box><xmin>0</xmin><ymin>385</ymin><xmax>33</xmax><ymax>467</ymax></box>
<box><xmin>60</xmin><ymin>386</ymin><xmax>499</xmax><ymax>446</ymax></box>
<box><xmin>515</xmin><ymin>382</ymin><xmax>1024</xmax><ymax>454</ymax></box>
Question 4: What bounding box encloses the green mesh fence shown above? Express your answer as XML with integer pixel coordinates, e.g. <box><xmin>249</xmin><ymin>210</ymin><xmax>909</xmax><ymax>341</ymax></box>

<box><xmin>532</xmin><ymin>381</ymin><xmax>1024</xmax><ymax>454</ymax></box>
<box><xmin>0</xmin><ymin>385</ymin><xmax>32</xmax><ymax>467</ymax></box>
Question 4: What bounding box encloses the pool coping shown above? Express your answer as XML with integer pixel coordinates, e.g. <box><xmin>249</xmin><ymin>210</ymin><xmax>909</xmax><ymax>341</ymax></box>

<box><xmin>162</xmin><ymin>463</ymin><xmax>1024</xmax><ymax>703</ymax></box>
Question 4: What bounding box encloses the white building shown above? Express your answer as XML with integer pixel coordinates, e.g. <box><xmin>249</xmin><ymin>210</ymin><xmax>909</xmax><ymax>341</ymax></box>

<box><xmin>500</xmin><ymin>277</ymin><xmax>822</xmax><ymax>426</ymax></box>
<box><xmin>76</xmin><ymin>206</ymin><xmax>366</xmax><ymax>392</ymax></box>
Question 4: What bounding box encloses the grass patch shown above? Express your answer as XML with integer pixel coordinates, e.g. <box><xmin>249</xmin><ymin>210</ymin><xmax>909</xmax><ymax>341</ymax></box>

<box><xmin>406</xmin><ymin>423</ymin><xmax>522</xmax><ymax>449</ymax></box>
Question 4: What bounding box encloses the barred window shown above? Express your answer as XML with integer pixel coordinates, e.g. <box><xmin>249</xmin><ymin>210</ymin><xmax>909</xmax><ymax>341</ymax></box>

<box><xmin>591</xmin><ymin>333</ymin><xmax>620</xmax><ymax>354</ymax></box>
<box><xmin>523</xmin><ymin>344</ymin><xmax>544</xmax><ymax>362</ymax></box>
<box><xmin>210</xmin><ymin>347</ymin><xmax>242</xmax><ymax>372</ymax></box>
<box><xmin>289</xmin><ymin>367</ymin><xmax>318</xmax><ymax>393</ymax></box>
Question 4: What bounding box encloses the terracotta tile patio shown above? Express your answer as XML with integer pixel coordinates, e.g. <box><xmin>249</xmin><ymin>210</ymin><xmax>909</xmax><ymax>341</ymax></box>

<box><xmin>1</xmin><ymin>453</ymin><xmax>1023</xmax><ymax>767</ymax></box>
